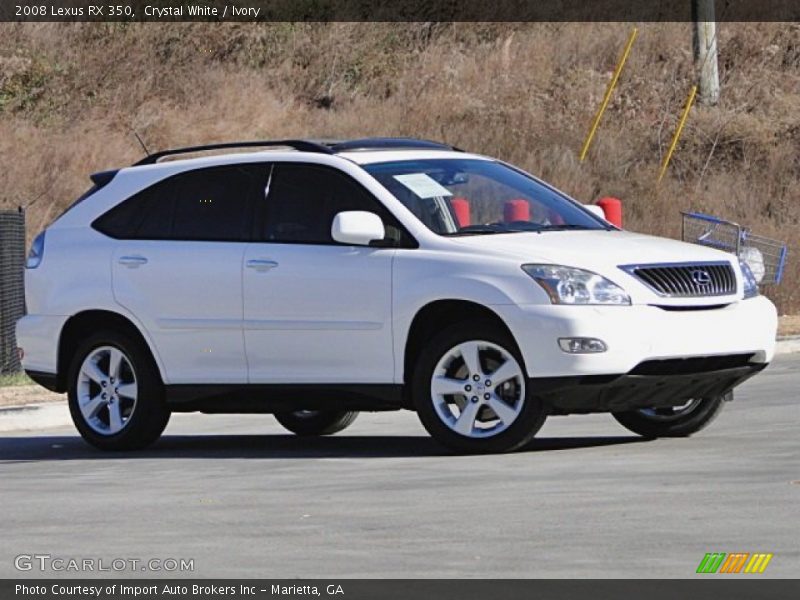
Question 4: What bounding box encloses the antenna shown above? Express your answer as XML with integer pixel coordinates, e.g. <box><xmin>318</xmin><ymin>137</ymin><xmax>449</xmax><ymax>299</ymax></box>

<box><xmin>131</xmin><ymin>129</ymin><xmax>150</xmax><ymax>157</ymax></box>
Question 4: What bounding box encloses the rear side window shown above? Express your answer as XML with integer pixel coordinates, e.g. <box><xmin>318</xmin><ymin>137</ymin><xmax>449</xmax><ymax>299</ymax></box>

<box><xmin>260</xmin><ymin>163</ymin><xmax>413</xmax><ymax>246</ymax></box>
<box><xmin>93</xmin><ymin>180</ymin><xmax>172</xmax><ymax>239</ymax></box>
<box><xmin>94</xmin><ymin>165</ymin><xmax>266</xmax><ymax>242</ymax></box>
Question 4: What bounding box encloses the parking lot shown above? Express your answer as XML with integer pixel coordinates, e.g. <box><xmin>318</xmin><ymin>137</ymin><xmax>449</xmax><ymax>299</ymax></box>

<box><xmin>0</xmin><ymin>354</ymin><xmax>797</xmax><ymax>579</ymax></box>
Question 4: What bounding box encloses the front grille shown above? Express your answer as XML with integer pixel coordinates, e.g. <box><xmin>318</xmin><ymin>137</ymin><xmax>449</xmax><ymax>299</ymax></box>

<box><xmin>653</xmin><ymin>304</ymin><xmax>730</xmax><ymax>311</ymax></box>
<box><xmin>621</xmin><ymin>262</ymin><xmax>736</xmax><ymax>297</ymax></box>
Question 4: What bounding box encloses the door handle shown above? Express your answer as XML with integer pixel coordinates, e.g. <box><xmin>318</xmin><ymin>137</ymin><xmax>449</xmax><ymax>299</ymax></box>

<box><xmin>246</xmin><ymin>259</ymin><xmax>279</xmax><ymax>272</ymax></box>
<box><xmin>118</xmin><ymin>255</ymin><xmax>148</xmax><ymax>268</ymax></box>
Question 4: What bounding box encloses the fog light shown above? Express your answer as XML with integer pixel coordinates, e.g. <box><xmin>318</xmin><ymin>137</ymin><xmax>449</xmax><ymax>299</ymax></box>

<box><xmin>558</xmin><ymin>337</ymin><xmax>607</xmax><ymax>354</ymax></box>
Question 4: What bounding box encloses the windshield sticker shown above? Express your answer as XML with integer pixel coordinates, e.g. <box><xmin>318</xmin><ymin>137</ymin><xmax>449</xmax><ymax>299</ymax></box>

<box><xmin>393</xmin><ymin>173</ymin><xmax>453</xmax><ymax>199</ymax></box>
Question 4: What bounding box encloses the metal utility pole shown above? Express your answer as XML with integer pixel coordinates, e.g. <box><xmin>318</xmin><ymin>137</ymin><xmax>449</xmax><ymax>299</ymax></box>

<box><xmin>693</xmin><ymin>0</ymin><xmax>720</xmax><ymax>105</ymax></box>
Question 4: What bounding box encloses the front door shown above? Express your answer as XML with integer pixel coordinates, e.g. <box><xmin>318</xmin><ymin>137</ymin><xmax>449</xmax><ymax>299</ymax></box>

<box><xmin>243</xmin><ymin>163</ymin><xmax>397</xmax><ymax>384</ymax></box>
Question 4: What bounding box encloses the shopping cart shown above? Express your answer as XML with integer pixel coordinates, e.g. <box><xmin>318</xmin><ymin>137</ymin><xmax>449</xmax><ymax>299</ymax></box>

<box><xmin>681</xmin><ymin>212</ymin><xmax>788</xmax><ymax>285</ymax></box>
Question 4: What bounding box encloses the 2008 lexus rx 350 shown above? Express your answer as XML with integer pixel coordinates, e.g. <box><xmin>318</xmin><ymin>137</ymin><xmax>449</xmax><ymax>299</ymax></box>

<box><xmin>17</xmin><ymin>138</ymin><xmax>777</xmax><ymax>453</ymax></box>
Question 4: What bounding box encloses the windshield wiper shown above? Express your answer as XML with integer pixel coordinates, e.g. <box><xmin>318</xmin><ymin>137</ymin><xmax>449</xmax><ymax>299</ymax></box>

<box><xmin>446</xmin><ymin>222</ymin><xmax>604</xmax><ymax>236</ymax></box>
<box><xmin>446</xmin><ymin>224</ymin><xmax>522</xmax><ymax>236</ymax></box>
<box><xmin>535</xmin><ymin>224</ymin><xmax>598</xmax><ymax>231</ymax></box>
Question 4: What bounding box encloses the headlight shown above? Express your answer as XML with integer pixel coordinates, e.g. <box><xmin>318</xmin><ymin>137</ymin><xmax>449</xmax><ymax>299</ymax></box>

<box><xmin>740</xmin><ymin>246</ymin><xmax>765</xmax><ymax>284</ymax></box>
<box><xmin>739</xmin><ymin>259</ymin><xmax>759</xmax><ymax>299</ymax></box>
<box><xmin>522</xmin><ymin>264</ymin><xmax>631</xmax><ymax>305</ymax></box>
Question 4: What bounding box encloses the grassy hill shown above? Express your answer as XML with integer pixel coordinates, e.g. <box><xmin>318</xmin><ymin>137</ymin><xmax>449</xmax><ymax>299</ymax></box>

<box><xmin>1</xmin><ymin>22</ymin><xmax>797</xmax><ymax>311</ymax></box>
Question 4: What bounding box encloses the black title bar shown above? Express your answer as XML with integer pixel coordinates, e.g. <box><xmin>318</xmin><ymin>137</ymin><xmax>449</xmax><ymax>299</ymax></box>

<box><xmin>1</xmin><ymin>0</ymin><xmax>799</xmax><ymax>22</ymax></box>
<box><xmin>4</xmin><ymin>580</ymin><xmax>800</xmax><ymax>600</ymax></box>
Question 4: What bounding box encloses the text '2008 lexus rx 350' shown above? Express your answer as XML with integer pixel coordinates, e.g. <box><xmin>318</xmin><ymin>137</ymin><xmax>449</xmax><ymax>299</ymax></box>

<box><xmin>17</xmin><ymin>138</ymin><xmax>777</xmax><ymax>453</ymax></box>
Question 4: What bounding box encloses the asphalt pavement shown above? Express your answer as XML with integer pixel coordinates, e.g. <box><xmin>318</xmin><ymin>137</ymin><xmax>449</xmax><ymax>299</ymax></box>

<box><xmin>1</xmin><ymin>355</ymin><xmax>798</xmax><ymax>579</ymax></box>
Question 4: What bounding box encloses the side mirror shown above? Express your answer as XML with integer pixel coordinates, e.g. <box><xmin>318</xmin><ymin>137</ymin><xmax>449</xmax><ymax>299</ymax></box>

<box><xmin>584</xmin><ymin>204</ymin><xmax>607</xmax><ymax>221</ymax></box>
<box><xmin>331</xmin><ymin>211</ymin><xmax>386</xmax><ymax>246</ymax></box>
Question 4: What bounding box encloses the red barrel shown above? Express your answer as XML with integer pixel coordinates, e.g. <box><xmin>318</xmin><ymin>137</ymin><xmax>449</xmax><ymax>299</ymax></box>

<box><xmin>596</xmin><ymin>197</ymin><xmax>623</xmax><ymax>228</ymax></box>
<box><xmin>504</xmin><ymin>199</ymin><xmax>530</xmax><ymax>223</ymax></box>
<box><xmin>451</xmin><ymin>197</ymin><xmax>471</xmax><ymax>227</ymax></box>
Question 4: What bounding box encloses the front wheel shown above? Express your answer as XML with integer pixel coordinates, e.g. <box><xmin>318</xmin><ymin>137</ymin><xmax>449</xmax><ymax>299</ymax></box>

<box><xmin>274</xmin><ymin>410</ymin><xmax>359</xmax><ymax>436</ymax></box>
<box><xmin>412</xmin><ymin>320</ymin><xmax>546</xmax><ymax>454</ymax></box>
<box><xmin>612</xmin><ymin>393</ymin><xmax>729</xmax><ymax>438</ymax></box>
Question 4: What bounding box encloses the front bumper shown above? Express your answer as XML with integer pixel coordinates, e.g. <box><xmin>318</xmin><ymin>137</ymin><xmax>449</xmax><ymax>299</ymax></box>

<box><xmin>499</xmin><ymin>295</ymin><xmax>777</xmax><ymax>378</ymax></box>
<box><xmin>533</xmin><ymin>355</ymin><xmax>766</xmax><ymax>414</ymax></box>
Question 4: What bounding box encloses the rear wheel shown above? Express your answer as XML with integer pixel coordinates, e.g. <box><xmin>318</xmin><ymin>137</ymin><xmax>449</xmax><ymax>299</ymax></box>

<box><xmin>412</xmin><ymin>320</ymin><xmax>546</xmax><ymax>453</ymax></box>
<box><xmin>274</xmin><ymin>410</ymin><xmax>359</xmax><ymax>436</ymax></box>
<box><xmin>67</xmin><ymin>331</ymin><xmax>169</xmax><ymax>451</ymax></box>
<box><xmin>612</xmin><ymin>393</ymin><xmax>729</xmax><ymax>438</ymax></box>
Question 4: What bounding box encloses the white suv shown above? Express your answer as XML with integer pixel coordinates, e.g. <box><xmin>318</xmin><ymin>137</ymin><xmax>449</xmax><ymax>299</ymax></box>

<box><xmin>17</xmin><ymin>138</ymin><xmax>777</xmax><ymax>453</ymax></box>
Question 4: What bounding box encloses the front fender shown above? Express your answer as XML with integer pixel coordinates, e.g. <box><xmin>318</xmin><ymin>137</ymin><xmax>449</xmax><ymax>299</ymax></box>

<box><xmin>392</xmin><ymin>252</ymin><xmax>547</xmax><ymax>382</ymax></box>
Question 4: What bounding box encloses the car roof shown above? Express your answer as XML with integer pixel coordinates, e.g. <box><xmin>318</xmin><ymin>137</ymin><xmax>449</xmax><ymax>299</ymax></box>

<box><xmin>116</xmin><ymin>148</ymin><xmax>488</xmax><ymax>174</ymax></box>
<box><xmin>132</xmin><ymin>137</ymin><xmax>458</xmax><ymax>164</ymax></box>
<box><xmin>104</xmin><ymin>139</ymin><xmax>493</xmax><ymax>181</ymax></box>
<box><xmin>338</xmin><ymin>149</ymin><xmax>486</xmax><ymax>164</ymax></box>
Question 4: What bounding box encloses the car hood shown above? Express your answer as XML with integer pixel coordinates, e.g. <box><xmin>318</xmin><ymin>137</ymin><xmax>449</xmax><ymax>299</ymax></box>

<box><xmin>447</xmin><ymin>229</ymin><xmax>740</xmax><ymax>303</ymax></box>
<box><xmin>448</xmin><ymin>230</ymin><xmax>732</xmax><ymax>265</ymax></box>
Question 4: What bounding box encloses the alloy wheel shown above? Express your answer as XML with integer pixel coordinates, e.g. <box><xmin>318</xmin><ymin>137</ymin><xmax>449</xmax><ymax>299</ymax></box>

<box><xmin>430</xmin><ymin>340</ymin><xmax>526</xmax><ymax>438</ymax></box>
<box><xmin>77</xmin><ymin>345</ymin><xmax>138</xmax><ymax>435</ymax></box>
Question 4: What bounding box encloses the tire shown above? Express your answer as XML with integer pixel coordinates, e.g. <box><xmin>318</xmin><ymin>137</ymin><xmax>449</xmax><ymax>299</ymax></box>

<box><xmin>612</xmin><ymin>392</ymin><xmax>729</xmax><ymax>438</ymax></box>
<box><xmin>67</xmin><ymin>330</ymin><xmax>170</xmax><ymax>451</ymax></box>
<box><xmin>274</xmin><ymin>410</ymin><xmax>359</xmax><ymax>436</ymax></box>
<box><xmin>412</xmin><ymin>319</ymin><xmax>546</xmax><ymax>454</ymax></box>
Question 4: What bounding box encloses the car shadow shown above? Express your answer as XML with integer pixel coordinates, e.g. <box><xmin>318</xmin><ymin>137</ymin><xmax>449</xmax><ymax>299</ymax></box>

<box><xmin>0</xmin><ymin>433</ymin><xmax>648</xmax><ymax>462</ymax></box>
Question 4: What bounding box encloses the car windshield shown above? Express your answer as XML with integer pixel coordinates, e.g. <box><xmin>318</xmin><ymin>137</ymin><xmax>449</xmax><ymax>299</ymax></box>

<box><xmin>363</xmin><ymin>158</ymin><xmax>609</xmax><ymax>236</ymax></box>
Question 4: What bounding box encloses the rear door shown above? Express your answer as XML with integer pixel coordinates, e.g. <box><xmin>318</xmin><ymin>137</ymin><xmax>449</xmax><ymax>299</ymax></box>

<box><xmin>242</xmin><ymin>163</ymin><xmax>401</xmax><ymax>384</ymax></box>
<box><xmin>99</xmin><ymin>164</ymin><xmax>267</xmax><ymax>384</ymax></box>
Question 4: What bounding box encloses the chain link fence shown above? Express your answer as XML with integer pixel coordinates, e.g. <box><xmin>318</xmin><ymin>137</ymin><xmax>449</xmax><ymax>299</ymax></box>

<box><xmin>0</xmin><ymin>209</ymin><xmax>26</xmax><ymax>374</ymax></box>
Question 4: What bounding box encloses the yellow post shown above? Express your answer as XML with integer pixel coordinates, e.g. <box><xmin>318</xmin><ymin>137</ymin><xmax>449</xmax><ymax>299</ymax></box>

<box><xmin>579</xmin><ymin>27</ymin><xmax>638</xmax><ymax>162</ymax></box>
<box><xmin>658</xmin><ymin>85</ymin><xmax>698</xmax><ymax>183</ymax></box>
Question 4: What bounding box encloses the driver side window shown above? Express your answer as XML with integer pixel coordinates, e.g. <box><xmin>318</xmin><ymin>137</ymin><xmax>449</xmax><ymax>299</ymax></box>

<box><xmin>260</xmin><ymin>163</ymin><xmax>410</xmax><ymax>246</ymax></box>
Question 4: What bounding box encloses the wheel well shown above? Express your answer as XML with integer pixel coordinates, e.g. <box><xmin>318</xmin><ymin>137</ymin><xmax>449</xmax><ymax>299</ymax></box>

<box><xmin>403</xmin><ymin>300</ymin><xmax>516</xmax><ymax>389</ymax></box>
<box><xmin>56</xmin><ymin>310</ymin><xmax>158</xmax><ymax>392</ymax></box>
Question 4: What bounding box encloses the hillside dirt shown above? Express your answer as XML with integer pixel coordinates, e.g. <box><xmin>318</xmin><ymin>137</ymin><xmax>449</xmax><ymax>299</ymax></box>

<box><xmin>0</xmin><ymin>22</ymin><xmax>798</xmax><ymax>313</ymax></box>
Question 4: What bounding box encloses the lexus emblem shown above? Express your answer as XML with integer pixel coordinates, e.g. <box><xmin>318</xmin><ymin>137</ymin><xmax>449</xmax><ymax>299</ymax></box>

<box><xmin>691</xmin><ymin>269</ymin><xmax>712</xmax><ymax>286</ymax></box>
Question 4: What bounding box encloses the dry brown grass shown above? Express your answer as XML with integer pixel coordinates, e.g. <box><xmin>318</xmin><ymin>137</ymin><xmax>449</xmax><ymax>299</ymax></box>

<box><xmin>1</xmin><ymin>22</ymin><xmax>798</xmax><ymax>311</ymax></box>
<box><xmin>0</xmin><ymin>383</ymin><xmax>62</xmax><ymax>407</ymax></box>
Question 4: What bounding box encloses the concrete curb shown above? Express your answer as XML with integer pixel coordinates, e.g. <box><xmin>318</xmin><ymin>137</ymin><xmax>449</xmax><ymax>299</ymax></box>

<box><xmin>776</xmin><ymin>336</ymin><xmax>800</xmax><ymax>355</ymax></box>
<box><xmin>0</xmin><ymin>402</ymin><xmax>71</xmax><ymax>433</ymax></box>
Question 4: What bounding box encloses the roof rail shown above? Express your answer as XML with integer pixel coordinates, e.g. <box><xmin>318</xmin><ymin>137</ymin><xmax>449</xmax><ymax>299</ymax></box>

<box><xmin>133</xmin><ymin>140</ymin><xmax>334</xmax><ymax>166</ymax></box>
<box><xmin>131</xmin><ymin>137</ymin><xmax>462</xmax><ymax>166</ymax></box>
<box><xmin>327</xmin><ymin>138</ymin><xmax>461</xmax><ymax>153</ymax></box>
